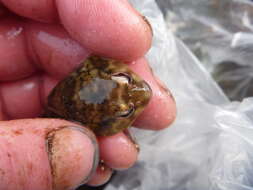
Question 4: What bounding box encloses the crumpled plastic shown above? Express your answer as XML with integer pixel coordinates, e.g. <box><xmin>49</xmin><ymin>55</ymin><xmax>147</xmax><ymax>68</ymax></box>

<box><xmin>162</xmin><ymin>0</ymin><xmax>253</xmax><ymax>101</ymax></box>
<box><xmin>104</xmin><ymin>0</ymin><xmax>253</xmax><ymax>190</ymax></box>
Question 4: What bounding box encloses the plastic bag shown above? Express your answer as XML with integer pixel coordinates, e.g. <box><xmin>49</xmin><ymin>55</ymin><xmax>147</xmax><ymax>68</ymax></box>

<box><xmin>104</xmin><ymin>0</ymin><xmax>253</xmax><ymax>190</ymax></box>
<box><xmin>162</xmin><ymin>0</ymin><xmax>253</xmax><ymax>101</ymax></box>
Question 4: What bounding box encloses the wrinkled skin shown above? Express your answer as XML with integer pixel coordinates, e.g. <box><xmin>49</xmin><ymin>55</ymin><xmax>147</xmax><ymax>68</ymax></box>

<box><xmin>0</xmin><ymin>0</ymin><xmax>177</xmax><ymax>188</ymax></box>
<box><xmin>46</xmin><ymin>56</ymin><xmax>152</xmax><ymax>136</ymax></box>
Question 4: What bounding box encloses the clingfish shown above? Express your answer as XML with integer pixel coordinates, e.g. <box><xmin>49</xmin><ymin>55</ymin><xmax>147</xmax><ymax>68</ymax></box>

<box><xmin>45</xmin><ymin>56</ymin><xmax>152</xmax><ymax>136</ymax></box>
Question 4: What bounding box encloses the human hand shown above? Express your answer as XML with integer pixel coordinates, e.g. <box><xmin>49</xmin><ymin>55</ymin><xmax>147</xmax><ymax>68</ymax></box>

<box><xmin>0</xmin><ymin>1</ymin><xmax>176</xmax><ymax>190</ymax></box>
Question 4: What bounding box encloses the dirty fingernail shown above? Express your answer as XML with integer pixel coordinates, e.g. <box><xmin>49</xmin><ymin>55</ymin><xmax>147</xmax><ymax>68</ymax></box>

<box><xmin>46</xmin><ymin>126</ymin><xmax>99</xmax><ymax>190</ymax></box>
<box><xmin>155</xmin><ymin>76</ymin><xmax>175</xmax><ymax>102</ymax></box>
<box><xmin>87</xmin><ymin>160</ymin><xmax>114</xmax><ymax>187</ymax></box>
<box><xmin>124</xmin><ymin>129</ymin><xmax>140</xmax><ymax>153</ymax></box>
<box><xmin>147</xmin><ymin>64</ymin><xmax>173</xmax><ymax>98</ymax></box>
<box><xmin>142</xmin><ymin>15</ymin><xmax>153</xmax><ymax>36</ymax></box>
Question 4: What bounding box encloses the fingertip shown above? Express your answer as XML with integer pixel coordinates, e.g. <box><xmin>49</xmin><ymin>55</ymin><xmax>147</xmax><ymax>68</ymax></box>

<box><xmin>41</xmin><ymin>75</ymin><xmax>59</xmax><ymax>106</ymax></box>
<box><xmin>25</xmin><ymin>21</ymin><xmax>89</xmax><ymax>80</ymax></box>
<box><xmin>98</xmin><ymin>133</ymin><xmax>138</xmax><ymax>170</ymax></box>
<box><xmin>86</xmin><ymin>165</ymin><xmax>113</xmax><ymax>187</ymax></box>
<box><xmin>135</xmin><ymin>90</ymin><xmax>177</xmax><ymax>130</ymax></box>
<box><xmin>135</xmin><ymin>72</ymin><xmax>177</xmax><ymax>130</ymax></box>
<box><xmin>56</xmin><ymin>0</ymin><xmax>152</xmax><ymax>61</ymax></box>
<box><xmin>153</xmin><ymin>76</ymin><xmax>177</xmax><ymax>128</ymax></box>
<box><xmin>0</xmin><ymin>3</ymin><xmax>8</xmax><ymax>18</ymax></box>
<box><xmin>47</xmin><ymin>126</ymin><xmax>99</xmax><ymax>190</ymax></box>
<box><xmin>0</xmin><ymin>119</ymin><xmax>99</xmax><ymax>190</ymax></box>
<box><xmin>129</xmin><ymin>58</ymin><xmax>177</xmax><ymax>130</ymax></box>
<box><xmin>1</xmin><ymin>0</ymin><xmax>58</xmax><ymax>23</ymax></box>
<box><xmin>0</xmin><ymin>18</ymin><xmax>36</xmax><ymax>81</ymax></box>
<box><xmin>0</xmin><ymin>75</ymin><xmax>43</xmax><ymax>119</ymax></box>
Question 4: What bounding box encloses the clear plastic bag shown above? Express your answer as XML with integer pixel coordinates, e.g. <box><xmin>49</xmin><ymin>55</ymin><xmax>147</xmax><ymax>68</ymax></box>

<box><xmin>105</xmin><ymin>0</ymin><xmax>253</xmax><ymax>190</ymax></box>
<box><xmin>162</xmin><ymin>0</ymin><xmax>253</xmax><ymax>101</ymax></box>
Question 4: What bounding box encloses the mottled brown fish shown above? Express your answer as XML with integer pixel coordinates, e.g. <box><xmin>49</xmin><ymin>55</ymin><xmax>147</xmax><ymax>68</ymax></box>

<box><xmin>45</xmin><ymin>56</ymin><xmax>152</xmax><ymax>136</ymax></box>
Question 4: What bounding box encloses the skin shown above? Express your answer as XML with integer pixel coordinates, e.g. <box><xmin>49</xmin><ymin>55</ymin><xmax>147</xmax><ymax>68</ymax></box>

<box><xmin>46</xmin><ymin>56</ymin><xmax>152</xmax><ymax>136</ymax></box>
<box><xmin>0</xmin><ymin>0</ymin><xmax>177</xmax><ymax>189</ymax></box>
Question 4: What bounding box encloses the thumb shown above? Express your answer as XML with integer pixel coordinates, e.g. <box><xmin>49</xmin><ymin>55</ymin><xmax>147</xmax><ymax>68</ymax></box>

<box><xmin>0</xmin><ymin>119</ymin><xmax>99</xmax><ymax>190</ymax></box>
<box><xmin>0</xmin><ymin>0</ymin><xmax>152</xmax><ymax>61</ymax></box>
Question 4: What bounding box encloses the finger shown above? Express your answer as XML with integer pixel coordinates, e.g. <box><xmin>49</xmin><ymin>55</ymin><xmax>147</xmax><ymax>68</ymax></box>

<box><xmin>0</xmin><ymin>57</ymin><xmax>176</xmax><ymax>131</ymax></box>
<box><xmin>0</xmin><ymin>101</ymin><xmax>8</xmax><ymax>120</ymax></box>
<box><xmin>1</xmin><ymin>0</ymin><xmax>152</xmax><ymax>61</ymax></box>
<box><xmin>129</xmin><ymin>58</ymin><xmax>177</xmax><ymax>130</ymax></box>
<box><xmin>1</xmin><ymin>0</ymin><xmax>58</xmax><ymax>23</ymax></box>
<box><xmin>98</xmin><ymin>132</ymin><xmax>138</xmax><ymax>170</ymax></box>
<box><xmin>0</xmin><ymin>20</ymin><xmax>175</xmax><ymax>129</ymax></box>
<box><xmin>56</xmin><ymin>0</ymin><xmax>152</xmax><ymax>61</ymax></box>
<box><xmin>41</xmin><ymin>75</ymin><xmax>59</xmax><ymax>106</ymax></box>
<box><xmin>0</xmin><ymin>75</ymin><xmax>42</xmax><ymax>119</ymax></box>
<box><xmin>25</xmin><ymin>21</ymin><xmax>90</xmax><ymax>80</ymax></box>
<box><xmin>86</xmin><ymin>165</ymin><xmax>113</xmax><ymax>187</ymax></box>
<box><xmin>0</xmin><ymin>18</ymin><xmax>36</xmax><ymax>81</ymax></box>
<box><xmin>0</xmin><ymin>20</ymin><xmax>88</xmax><ymax>119</ymax></box>
<box><xmin>0</xmin><ymin>18</ymin><xmax>88</xmax><ymax>82</ymax></box>
<box><xmin>0</xmin><ymin>3</ymin><xmax>7</xmax><ymax>18</ymax></box>
<box><xmin>0</xmin><ymin>119</ymin><xmax>98</xmax><ymax>190</ymax></box>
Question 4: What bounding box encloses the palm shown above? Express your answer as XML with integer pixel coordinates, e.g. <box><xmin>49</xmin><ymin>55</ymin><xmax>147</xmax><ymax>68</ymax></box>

<box><xmin>0</xmin><ymin>0</ymin><xmax>176</xmax><ymax>188</ymax></box>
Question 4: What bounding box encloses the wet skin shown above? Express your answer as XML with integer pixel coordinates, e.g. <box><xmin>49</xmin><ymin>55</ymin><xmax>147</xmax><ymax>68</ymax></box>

<box><xmin>45</xmin><ymin>56</ymin><xmax>152</xmax><ymax>136</ymax></box>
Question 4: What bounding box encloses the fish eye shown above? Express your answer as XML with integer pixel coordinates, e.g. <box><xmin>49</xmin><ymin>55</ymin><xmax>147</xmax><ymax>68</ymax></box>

<box><xmin>111</xmin><ymin>72</ymin><xmax>132</xmax><ymax>84</ymax></box>
<box><xmin>116</xmin><ymin>103</ymin><xmax>135</xmax><ymax>118</ymax></box>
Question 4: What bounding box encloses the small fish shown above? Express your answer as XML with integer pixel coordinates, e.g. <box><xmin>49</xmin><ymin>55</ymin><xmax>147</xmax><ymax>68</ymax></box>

<box><xmin>45</xmin><ymin>56</ymin><xmax>152</xmax><ymax>136</ymax></box>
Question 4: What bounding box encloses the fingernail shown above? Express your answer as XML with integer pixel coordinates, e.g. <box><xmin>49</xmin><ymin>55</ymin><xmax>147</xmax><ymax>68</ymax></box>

<box><xmin>87</xmin><ymin>160</ymin><xmax>114</xmax><ymax>187</ymax></box>
<box><xmin>142</xmin><ymin>15</ymin><xmax>153</xmax><ymax>36</ymax></box>
<box><xmin>155</xmin><ymin>76</ymin><xmax>175</xmax><ymax>102</ymax></box>
<box><xmin>124</xmin><ymin>129</ymin><xmax>140</xmax><ymax>153</ymax></box>
<box><xmin>46</xmin><ymin>126</ymin><xmax>99</xmax><ymax>190</ymax></box>
<box><xmin>147</xmin><ymin>64</ymin><xmax>175</xmax><ymax>102</ymax></box>
<box><xmin>99</xmin><ymin>159</ymin><xmax>113</xmax><ymax>173</ymax></box>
